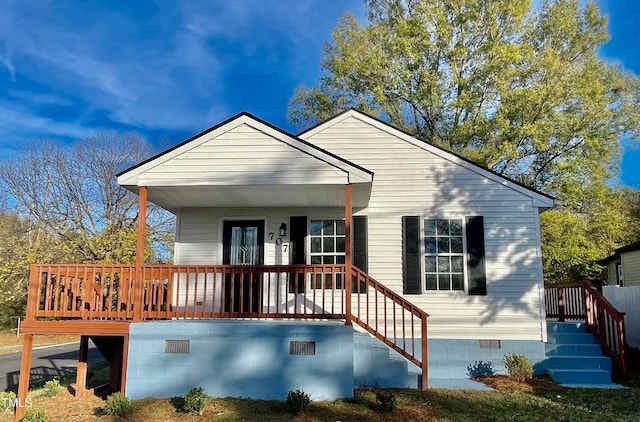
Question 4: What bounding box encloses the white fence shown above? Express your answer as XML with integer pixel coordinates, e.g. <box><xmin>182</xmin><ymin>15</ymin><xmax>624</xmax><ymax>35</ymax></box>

<box><xmin>603</xmin><ymin>285</ymin><xmax>640</xmax><ymax>348</ymax></box>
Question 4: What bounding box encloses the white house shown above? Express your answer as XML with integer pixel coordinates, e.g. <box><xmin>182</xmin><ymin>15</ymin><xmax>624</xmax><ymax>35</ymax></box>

<box><xmin>115</xmin><ymin>109</ymin><xmax>555</xmax><ymax>396</ymax></box>
<box><xmin>17</xmin><ymin>109</ymin><xmax>559</xmax><ymax>410</ymax></box>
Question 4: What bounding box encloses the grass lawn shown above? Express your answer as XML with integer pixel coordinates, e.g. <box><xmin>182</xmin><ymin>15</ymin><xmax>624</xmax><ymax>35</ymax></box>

<box><xmin>2</xmin><ymin>375</ymin><xmax>640</xmax><ymax>421</ymax></box>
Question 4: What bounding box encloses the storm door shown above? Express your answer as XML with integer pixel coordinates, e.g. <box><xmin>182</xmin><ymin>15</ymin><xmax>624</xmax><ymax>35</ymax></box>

<box><xmin>222</xmin><ymin>221</ymin><xmax>264</xmax><ymax>313</ymax></box>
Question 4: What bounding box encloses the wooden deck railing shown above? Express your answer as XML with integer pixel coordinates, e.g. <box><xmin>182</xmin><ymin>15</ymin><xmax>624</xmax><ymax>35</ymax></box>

<box><xmin>351</xmin><ymin>266</ymin><xmax>429</xmax><ymax>388</ymax></box>
<box><xmin>26</xmin><ymin>263</ymin><xmax>429</xmax><ymax>389</ymax></box>
<box><xmin>27</xmin><ymin>264</ymin><xmax>350</xmax><ymax>320</ymax></box>
<box><xmin>545</xmin><ymin>280</ymin><xmax>627</xmax><ymax>377</ymax></box>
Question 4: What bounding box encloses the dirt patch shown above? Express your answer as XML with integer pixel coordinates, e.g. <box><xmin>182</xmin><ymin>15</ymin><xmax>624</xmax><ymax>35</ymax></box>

<box><xmin>474</xmin><ymin>375</ymin><xmax>563</xmax><ymax>393</ymax></box>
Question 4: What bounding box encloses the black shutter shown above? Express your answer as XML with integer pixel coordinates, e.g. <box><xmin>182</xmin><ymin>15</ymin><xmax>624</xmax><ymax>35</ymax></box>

<box><xmin>289</xmin><ymin>216</ymin><xmax>307</xmax><ymax>293</ymax></box>
<box><xmin>352</xmin><ymin>216</ymin><xmax>368</xmax><ymax>293</ymax></box>
<box><xmin>466</xmin><ymin>216</ymin><xmax>487</xmax><ymax>295</ymax></box>
<box><xmin>402</xmin><ymin>216</ymin><xmax>421</xmax><ymax>294</ymax></box>
<box><xmin>353</xmin><ymin>216</ymin><xmax>368</xmax><ymax>272</ymax></box>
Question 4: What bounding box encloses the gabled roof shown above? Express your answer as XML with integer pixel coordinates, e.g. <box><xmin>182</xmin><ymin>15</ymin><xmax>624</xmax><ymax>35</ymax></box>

<box><xmin>117</xmin><ymin>111</ymin><xmax>373</xmax><ymax>187</ymax></box>
<box><xmin>599</xmin><ymin>241</ymin><xmax>640</xmax><ymax>264</ymax></box>
<box><xmin>299</xmin><ymin>109</ymin><xmax>557</xmax><ymax>209</ymax></box>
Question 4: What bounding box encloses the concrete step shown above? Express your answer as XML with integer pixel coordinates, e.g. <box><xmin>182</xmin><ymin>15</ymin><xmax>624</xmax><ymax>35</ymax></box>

<box><xmin>546</xmin><ymin>332</ymin><xmax>598</xmax><ymax>345</ymax></box>
<box><xmin>543</xmin><ymin>355</ymin><xmax>612</xmax><ymax>371</ymax></box>
<box><xmin>545</xmin><ymin>343</ymin><xmax>603</xmax><ymax>356</ymax></box>
<box><xmin>547</xmin><ymin>368</ymin><xmax>612</xmax><ymax>385</ymax></box>
<box><xmin>546</xmin><ymin>321</ymin><xmax>587</xmax><ymax>333</ymax></box>
<box><xmin>353</xmin><ymin>332</ymin><xmax>418</xmax><ymax>388</ymax></box>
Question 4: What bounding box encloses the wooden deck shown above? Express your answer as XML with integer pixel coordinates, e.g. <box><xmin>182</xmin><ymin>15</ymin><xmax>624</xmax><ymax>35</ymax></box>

<box><xmin>16</xmin><ymin>262</ymin><xmax>428</xmax><ymax>419</ymax></box>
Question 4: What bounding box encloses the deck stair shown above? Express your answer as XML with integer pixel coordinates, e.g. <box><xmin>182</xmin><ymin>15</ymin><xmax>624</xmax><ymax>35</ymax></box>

<box><xmin>353</xmin><ymin>331</ymin><xmax>493</xmax><ymax>390</ymax></box>
<box><xmin>545</xmin><ymin>321</ymin><xmax>622</xmax><ymax>388</ymax></box>
<box><xmin>353</xmin><ymin>332</ymin><xmax>419</xmax><ymax>388</ymax></box>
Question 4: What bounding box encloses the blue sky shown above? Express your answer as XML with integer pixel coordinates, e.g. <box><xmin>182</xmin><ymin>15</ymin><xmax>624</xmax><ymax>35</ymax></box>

<box><xmin>0</xmin><ymin>0</ymin><xmax>638</xmax><ymax>188</ymax></box>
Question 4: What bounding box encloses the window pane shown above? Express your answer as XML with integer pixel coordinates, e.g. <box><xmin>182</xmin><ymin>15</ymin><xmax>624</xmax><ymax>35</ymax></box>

<box><xmin>452</xmin><ymin>274</ymin><xmax>464</xmax><ymax>290</ymax></box>
<box><xmin>437</xmin><ymin>257</ymin><xmax>449</xmax><ymax>272</ymax></box>
<box><xmin>324</xmin><ymin>273</ymin><xmax>333</xmax><ymax>288</ymax></box>
<box><xmin>451</xmin><ymin>256</ymin><xmax>463</xmax><ymax>272</ymax></box>
<box><xmin>323</xmin><ymin>220</ymin><xmax>334</xmax><ymax>235</ymax></box>
<box><xmin>323</xmin><ymin>255</ymin><xmax>335</xmax><ymax>264</ymax></box>
<box><xmin>336</xmin><ymin>255</ymin><xmax>345</xmax><ymax>264</ymax></box>
<box><xmin>315</xmin><ymin>274</ymin><xmax>323</xmax><ymax>289</ymax></box>
<box><xmin>425</xmin><ymin>256</ymin><xmax>436</xmax><ymax>272</ymax></box>
<box><xmin>335</xmin><ymin>273</ymin><xmax>343</xmax><ymax>289</ymax></box>
<box><xmin>311</xmin><ymin>237</ymin><xmax>322</xmax><ymax>253</ymax></box>
<box><xmin>336</xmin><ymin>237</ymin><xmax>345</xmax><ymax>252</ymax></box>
<box><xmin>425</xmin><ymin>237</ymin><xmax>437</xmax><ymax>254</ymax></box>
<box><xmin>310</xmin><ymin>220</ymin><xmax>322</xmax><ymax>236</ymax></box>
<box><xmin>426</xmin><ymin>274</ymin><xmax>437</xmax><ymax>290</ymax></box>
<box><xmin>436</xmin><ymin>219</ymin><xmax>449</xmax><ymax>236</ymax></box>
<box><xmin>450</xmin><ymin>220</ymin><xmax>463</xmax><ymax>236</ymax></box>
<box><xmin>437</xmin><ymin>237</ymin><xmax>449</xmax><ymax>254</ymax></box>
<box><xmin>424</xmin><ymin>219</ymin><xmax>437</xmax><ymax>236</ymax></box>
<box><xmin>311</xmin><ymin>256</ymin><xmax>322</xmax><ymax>264</ymax></box>
<box><xmin>323</xmin><ymin>238</ymin><xmax>334</xmax><ymax>253</ymax></box>
<box><xmin>438</xmin><ymin>274</ymin><xmax>450</xmax><ymax>290</ymax></box>
<box><xmin>336</xmin><ymin>220</ymin><xmax>345</xmax><ymax>235</ymax></box>
<box><xmin>451</xmin><ymin>236</ymin><xmax>463</xmax><ymax>253</ymax></box>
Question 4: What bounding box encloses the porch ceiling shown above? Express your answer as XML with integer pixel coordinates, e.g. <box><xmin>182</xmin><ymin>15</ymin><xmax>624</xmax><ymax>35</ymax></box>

<box><xmin>144</xmin><ymin>183</ymin><xmax>372</xmax><ymax>211</ymax></box>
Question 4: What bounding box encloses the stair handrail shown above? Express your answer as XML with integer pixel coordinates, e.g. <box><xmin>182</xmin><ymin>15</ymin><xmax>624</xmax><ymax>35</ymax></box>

<box><xmin>350</xmin><ymin>265</ymin><xmax>429</xmax><ymax>390</ymax></box>
<box><xmin>581</xmin><ymin>279</ymin><xmax>628</xmax><ymax>378</ymax></box>
<box><xmin>544</xmin><ymin>279</ymin><xmax>627</xmax><ymax>378</ymax></box>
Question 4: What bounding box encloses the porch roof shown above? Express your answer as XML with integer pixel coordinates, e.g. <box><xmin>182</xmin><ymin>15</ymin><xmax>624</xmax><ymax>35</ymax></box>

<box><xmin>117</xmin><ymin>112</ymin><xmax>373</xmax><ymax>210</ymax></box>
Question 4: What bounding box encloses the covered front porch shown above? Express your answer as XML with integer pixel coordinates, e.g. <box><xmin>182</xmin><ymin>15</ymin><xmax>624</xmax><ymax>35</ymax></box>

<box><xmin>16</xmin><ymin>186</ymin><xmax>428</xmax><ymax>418</ymax></box>
<box><xmin>14</xmin><ymin>114</ymin><xmax>432</xmax><ymax>418</ymax></box>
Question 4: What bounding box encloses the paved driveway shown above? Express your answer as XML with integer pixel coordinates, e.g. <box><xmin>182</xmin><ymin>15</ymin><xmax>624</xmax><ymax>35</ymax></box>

<box><xmin>1</xmin><ymin>342</ymin><xmax>103</xmax><ymax>392</ymax></box>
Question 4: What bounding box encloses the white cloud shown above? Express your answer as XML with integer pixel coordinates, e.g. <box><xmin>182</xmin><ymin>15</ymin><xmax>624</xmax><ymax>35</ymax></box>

<box><xmin>1</xmin><ymin>45</ymin><xmax>16</xmax><ymax>82</ymax></box>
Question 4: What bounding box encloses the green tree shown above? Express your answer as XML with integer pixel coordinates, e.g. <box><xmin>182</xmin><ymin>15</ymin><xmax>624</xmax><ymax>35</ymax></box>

<box><xmin>0</xmin><ymin>212</ymin><xmax>62</xmax><ymax>328</ymax></box>
<box><xmin>0</xmin><ymin>131</ymin><xmax>174</xmax><ymax>265</ymax></box>
<box><xmin>289</xmin><ymin>0</ymin><xmax>640</xmax><ymax>282</ymax></box>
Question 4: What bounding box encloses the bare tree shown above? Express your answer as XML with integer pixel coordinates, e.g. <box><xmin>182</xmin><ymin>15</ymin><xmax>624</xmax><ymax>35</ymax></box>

<box><xmin>0</xmin><ymin>131</ymin><xmax>174</xmax><ymax>264</ymax></box>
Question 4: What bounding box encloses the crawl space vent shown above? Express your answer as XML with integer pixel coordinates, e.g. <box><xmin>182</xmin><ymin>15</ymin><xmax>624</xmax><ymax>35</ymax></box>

<box><xmin>290</xmin><ymin>341</ymin><xmax>316</xmax><ymax>355</ymax></box>
<box><xmin>478</xmin><ymin>340</ymin><xmax>501</xmax><ymax>349</ymax></box>
<box><xmin>165</xmin><ymin>339</ymin><xmax>190</xmax><ymax>354</ymax></box>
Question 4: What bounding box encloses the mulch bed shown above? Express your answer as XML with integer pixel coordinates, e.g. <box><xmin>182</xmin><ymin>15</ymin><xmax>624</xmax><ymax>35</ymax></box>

<box><xmin>474</xmin><ymin>375</ymin><xmax>563</xmax><ymax>393</ymax></box>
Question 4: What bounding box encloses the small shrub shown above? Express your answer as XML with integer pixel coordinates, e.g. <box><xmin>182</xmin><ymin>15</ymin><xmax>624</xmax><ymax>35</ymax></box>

<box><xmin>1</xmin><ymin>391</ymin><xmax>17</xmax><ymax>413</ymax></box>
<box><xmin>286</xmin><ymin>389</ymin><xmax>311</xmax><ymax>415</ymax></box>
<box><xmin>504</xmin><ymin>353</ymin><xmax>533</xmax><ymax>382</ymax></box>
<box><xmin>375</xmin><ymin>390</ymin><xmax>397</xmax><ymax>412</ymax></box>
<box><xmin>183</xmin><ymin>387</ymin><xmax>207</xmax><ymax>415</ymax></box>
<box><xmin>103</xmin><ymin>392</ymin><xmax>132</xmax><ymax>417</ymax></box>
<box><xmin>467</xmin><ymin>360</ymin><xmax>495</xmax><ymax>377</ymax></box>
<box><xmin>41</xmin><ymin>378</ymin><xmax>60</xmax><ymax>397</ymax></box>
<box><xmin>21</xmin><ymin>407</ymin><xmax>49</xmax><ymax>422</ymax></box>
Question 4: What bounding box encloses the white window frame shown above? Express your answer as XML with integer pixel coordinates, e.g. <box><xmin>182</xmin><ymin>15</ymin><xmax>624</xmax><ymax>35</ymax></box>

<box><xmin>308</xmin><ymin>219</ymin><xmax>346</xmax><ymax>265</ymax></box>
<box><xmin>308</xmin><ymin>218</ymin><xmax>346</xmax><ymax>290</ymax></box>
<box><xmin>423</xmin><ymin>217</ymin><xmax>467</xmax><ymax>293</ymax></box>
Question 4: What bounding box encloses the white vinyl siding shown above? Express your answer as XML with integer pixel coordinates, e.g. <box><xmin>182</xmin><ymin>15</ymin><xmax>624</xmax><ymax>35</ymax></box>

<box><xmin>138</xmin><ymin>124</ymin><xmax>349</xmax><ymax>186</ymax></box>
<box><xmin>301</xmin><ymin>114</ymin><xmax>546</xmax><ymax>341</ymax></box>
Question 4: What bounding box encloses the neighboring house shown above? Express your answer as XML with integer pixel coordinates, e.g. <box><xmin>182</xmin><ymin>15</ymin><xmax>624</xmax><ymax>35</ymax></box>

<box><xmin>16</xmin><ymin>109</ymin><xmax>557</xmax><ymax>414</ymax></box>
<box><xmin>599</xmin><ymin>242</ymin><xmax>640</xmax><ymax>286</ymax></box>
